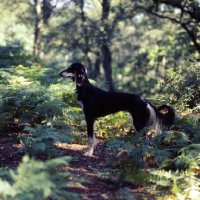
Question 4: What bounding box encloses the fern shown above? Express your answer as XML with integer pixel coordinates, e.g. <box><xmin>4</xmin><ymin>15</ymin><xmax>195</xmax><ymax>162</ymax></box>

<box><xmin>96</xmin><ymin>111</ymin><xmax>132</xmax><ymax>138</ymax></box>
<box><xmin>0</xmin><ymin>67</ymin><xmax>83</xmax><ymax>133</ymax></box>
<box><xmin>149</xmin><ymin>169</ymin><xmax>200</xmax><ymax>198</ymax></box>
<box><xmin>0</xmin><ymin>155</ymin><xmax>83</xmax><ymax>200</ymax></box>
<box><xmin>107</xmin><ymin>127</ymin><xmax>170</xmax><ymax>168</ymax></box>
<box><xmin>157</xmin><ymin>130</ymin><xmax>190</xmax><ymax>149</ymax></box>
<box><xmin>19</xmin><ymin>125</ymin><xmax>73</xmax><ymax>157</ymax></box>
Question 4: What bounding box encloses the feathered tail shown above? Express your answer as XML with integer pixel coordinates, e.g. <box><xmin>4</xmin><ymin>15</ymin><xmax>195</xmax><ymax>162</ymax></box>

<box><xmin>146</xmin><ymin>102</ymin><xmax>175</xmax><ymax>135</ymax></box>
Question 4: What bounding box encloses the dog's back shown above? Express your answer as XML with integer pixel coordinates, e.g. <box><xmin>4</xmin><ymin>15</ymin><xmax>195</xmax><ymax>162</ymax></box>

<box><xmin>59</xmin><ymin>62</ymin><xmax>175</xmax><ymax>156</ymax></box>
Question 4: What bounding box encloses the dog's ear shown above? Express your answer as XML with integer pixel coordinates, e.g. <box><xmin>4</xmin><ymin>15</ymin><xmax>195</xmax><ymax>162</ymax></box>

<box><xmin>76</xmin><ymin>64</ymin><xmax>87</xmax><ymax>75</ymax></box>
<box><xmin>75</xmin><ymin>64</ymin><xmax>88</xmax><ymax>86</ymax></box>
<box><xmin>82</xmin><ymin>65</ymin><xmax>87</xmax><ymax>74</ymax></box>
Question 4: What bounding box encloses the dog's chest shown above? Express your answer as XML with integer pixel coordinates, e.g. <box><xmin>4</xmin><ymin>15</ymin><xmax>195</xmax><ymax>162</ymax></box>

<box><xmin>77</xmin><ymin>100</ymin><xmax>84</xmax><ymax>112</ymax></box>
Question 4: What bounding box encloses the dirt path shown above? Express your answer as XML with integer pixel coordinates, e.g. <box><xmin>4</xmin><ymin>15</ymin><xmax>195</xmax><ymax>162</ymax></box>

<box><xmin>0</xmin><ymin>136</ymin><xmax>154</xmax><ymax>200</ymax></box>
<box><xmin>60</xmin><ymin>141</ymin><xmax>120</xmax><ymax>199</ymax></box>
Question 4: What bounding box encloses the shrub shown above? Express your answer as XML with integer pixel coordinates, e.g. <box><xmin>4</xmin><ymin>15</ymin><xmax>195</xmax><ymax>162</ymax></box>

<box><xmin>160</xmin><ymin>55</ymin><xmax>200</xmax><ymax>110</ymax></box>
<box><xmin>0</xmin><ymin>41</ymin><xmax>32</xmax><ymax>68</ymax></box>
<box><xmin>105</xmin><ymin>129</ymin><xmax>170</xmax><ymax>184</ymax></box>
<box><xmin>0</xmin><ymin>66</ymin><xmax>78</xmax><ymax>131</ymax></box>
<box><xmin>95</xmin><ymin>111</ymin><xmax>132</xmax><ymax>138</ymax></box>
<box><xmin>0</xmin><ymin>155</ymin><xmax>83</xmax><ymax>200</ymax></box>
<box><xmin>19</xmin><ymin>125</ymin><xmax>73</xmax><ymax>157</ymax></box>
<box><xmin>0</xmin><ymin>66</ymin><xmax>84</xmax><ymax>157</ymax></box>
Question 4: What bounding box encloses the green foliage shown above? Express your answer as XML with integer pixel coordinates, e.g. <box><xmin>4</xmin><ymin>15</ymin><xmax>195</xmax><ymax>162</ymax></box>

<box><xmin>112</xmin><ymin>167</ymin><xmax>151</xmax><ymax>187</ymax></box>
<box><xmin>0</xmin><ymin>66</ymin><xmax>86</xmax><ymax>158</ymax></box>
<box><xmin>0</xmin><ymin>66</ymin><xmax>76</xmax><ymax>128</ymax></box>
<box><xmin>105</xmin><ymin>110</ymin><xmax>200</xmax><ymax>197</ymax></box>
<box><xmin>160</xmin><ymin>131</ymin><xmax>189</xmax><ymax>145</ymax></box>
<box><xmin>0</xmin><ymin>155</ymin><xmax>83</xmax><ymax>200</ymax></box>
<box><xmin>160</xmin><ymin>55</ymin><xmax>200</xmax><ymax>110</ymax></box>
<box><xmin>106</xmin><ymin>130</ymin><xmax>170</xmax><ymax>185</ymax></box>
<box><xmin>108</xmin><ymin>127</ymin><xmax>173</xmax><ymax>165</ymax></box>
<box><xmin>1</xmin><ymin>0</ymin><xmax>200</xmax><ymax>96</ymax></box>
<box><xmin>96</xmin><ymin>111</ymin><xmax>132</xmax><ymax>138</ymax></box>
<box><xmin>0</xmin><ymin>81</ymin><xmax>66</xmax><ymax>131</ymax></box>
<box><xmin>0</xmin><ymin>41</ymin><xmax>32</xmax><ymax>68</ymax></box>
<box><xmin>166</xmin><ymin>113</ymin><xmax>200</xmax><ymax>143</ymax></box>
<box><xmin>149</xmin><ymin>169</ymin><xmax>200</xmax><ymax>198</ymax></box>
<box><xmin>19</xmin><ymin>125</ymin><xmax>73</xmax><ymax>157</ymax></box>
<box><xmin>177</xmin><ymin>144</ymin><xmax>200</xmax><ymax>170</ymax></box>
<box><xmin>72</xmin><ymin>133</ymin><xmax>88</xmax><ymax>145</ymax></box>
<box><xmin>106</xmin><ymin>136</ymin><xmax>200</xmax><ymax>198</ymax></box>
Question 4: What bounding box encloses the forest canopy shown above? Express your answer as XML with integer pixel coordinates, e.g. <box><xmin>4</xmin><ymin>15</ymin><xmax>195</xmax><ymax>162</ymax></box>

<box><xmin>0</xmin><ymin>0</ymin><xmax>199</xmax><ymax>95</ymax></box>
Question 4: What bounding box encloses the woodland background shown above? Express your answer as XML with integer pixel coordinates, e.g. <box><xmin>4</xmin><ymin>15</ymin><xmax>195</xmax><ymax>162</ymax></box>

<box><xmin>1</xmin><ymin>0</ymin><xmax>200</xmax><ymax>94</ymax></box>
<box><xmin>0</xmin><ymin>0</ymin><xmax>200</xmax><ymax>199</ymax></box>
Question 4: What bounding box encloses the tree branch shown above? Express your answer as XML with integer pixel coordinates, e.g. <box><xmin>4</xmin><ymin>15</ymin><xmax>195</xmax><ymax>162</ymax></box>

<box><xmin>144</xmin><ymin>1</ymin><xmax>200</xmax><ymax>53</ymax></box>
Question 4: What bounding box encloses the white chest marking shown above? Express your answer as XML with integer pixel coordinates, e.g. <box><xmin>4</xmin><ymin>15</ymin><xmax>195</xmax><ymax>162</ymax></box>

<box><xmin>77</xmin><ymin>100</ymin><xmax>84</xmax><ymax>112</ymax></box>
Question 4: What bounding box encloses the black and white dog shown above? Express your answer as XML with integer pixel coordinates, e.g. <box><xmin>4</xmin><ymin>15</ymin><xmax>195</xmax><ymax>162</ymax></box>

<box><xmin>59</xmin><ymin>62</ymin><xmax>175</xmax><ymax>156</ymax></box>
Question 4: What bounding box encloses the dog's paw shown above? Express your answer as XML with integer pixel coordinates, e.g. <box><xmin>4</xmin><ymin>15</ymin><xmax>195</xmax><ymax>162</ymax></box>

<box><xmin>83</xmin><ymin>147</ymin><xmax>94</xmax><ymax>157</ymax></box>
<box><xmin>83</xmin><ymin>150</ymin><xmax>93</xmax><ymax>157</ymax></box>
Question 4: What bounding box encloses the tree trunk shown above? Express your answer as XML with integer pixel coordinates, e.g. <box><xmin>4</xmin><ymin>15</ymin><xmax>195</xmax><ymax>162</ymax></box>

<box><xmin>91</xmin><ymin>51</ymin><xmax>101</xmax><ymax>80</ymax></box>
<box><xmin>101</xmin><ymin>44</ymin><xmax>115</xmax><ymax>91</ymax></box>
<box><xmin>79</xmin><ymin>0</ymin><xmax>92</xmax><ymax>71</ymax></box>
<box><xmin>34</xmin><ymin>0</ymin><xmax>43</xmax><ymax>61</ymax></box>
<box><xmin>43</xmin><ymin>0</ymin><xmax>53</xmax><ymax>24</ymax></box>
<box><xmin>101</xmin><ymin>0</ymin><xmax>115</xmax><ymax>91</ymax></box>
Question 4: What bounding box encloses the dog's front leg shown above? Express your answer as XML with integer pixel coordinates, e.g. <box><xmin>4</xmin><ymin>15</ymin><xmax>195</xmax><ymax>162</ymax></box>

<box><xmin>84</xmin><ymin>116</ymin><xmax>96</xmax><ymax>156</ymax></box>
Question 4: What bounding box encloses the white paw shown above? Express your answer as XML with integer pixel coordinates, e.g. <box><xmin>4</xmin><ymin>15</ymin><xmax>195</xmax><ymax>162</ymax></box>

<box><xmin>83</xmin><ymin>146</ymin><xmax>94</xmax><ymax>157</ymax></box>
<box><xmin>83</xmin><ymin>150</ymin><xmax>93</xmax><ymax>157</ymax></box>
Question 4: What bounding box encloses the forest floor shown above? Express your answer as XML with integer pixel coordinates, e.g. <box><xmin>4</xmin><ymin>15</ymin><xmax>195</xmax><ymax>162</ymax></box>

<box><xmin>0</xmin><ymin>135</ymin><xmax>156</xmax><ymax>200</ymax></box>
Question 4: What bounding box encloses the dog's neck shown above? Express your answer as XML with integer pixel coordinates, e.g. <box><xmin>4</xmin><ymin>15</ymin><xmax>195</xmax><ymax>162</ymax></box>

<box><xmin>75</xmin><ymin>72</ymin><xmax>94</xmax><ymax>102</ymax></box>
<box><xmin>75</xmin><ymin>72</ymin><xmax>91</xmax><ymax>88</ymax></box>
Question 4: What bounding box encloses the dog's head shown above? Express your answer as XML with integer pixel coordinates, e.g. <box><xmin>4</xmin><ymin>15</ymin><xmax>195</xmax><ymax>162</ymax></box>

<box><xmin>59</xmin><ymin>62</ymin><xmax>88</xmax><ymax>85</ymax></box>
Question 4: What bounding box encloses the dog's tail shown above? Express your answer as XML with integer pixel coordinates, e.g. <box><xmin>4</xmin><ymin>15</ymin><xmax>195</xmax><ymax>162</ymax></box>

<box><xmin>147</xmin><ymin>102</ymin><xmax>175</xmax><ymax>135</ymax></box>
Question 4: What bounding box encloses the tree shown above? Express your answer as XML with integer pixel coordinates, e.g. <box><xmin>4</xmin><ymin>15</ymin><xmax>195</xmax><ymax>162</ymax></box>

<box><xmin>2</xmin><ymin>0</ymin><xmax>197</xmax><ymax>95</ymax></box>
<box><xmin>34</xmin><ymin>0</ymin><xmax>54</xmax><ymax>60</ymax></box>
<box><xmin>0</xmin><ymin>0</ymin><xmax>55</xmax><ymax>62</ymax></box>
<box><xmin>140</xmin><ymin>0</ymin><xmax>200</xmax><ymax>53</ymax></box>
<box><xmin>100</xmin><ymin>0</ymin><xmax>115</xmax><ymax>91</ymax></box>
<box><xmin>34</xmin><ymin>0</ymin><xmax>44</xmax><ymax>60</ymax></box>
<box><xmin>59</xmin><ymin>0</ymin><xmax>136</xmax><ymax>91</ymax></box>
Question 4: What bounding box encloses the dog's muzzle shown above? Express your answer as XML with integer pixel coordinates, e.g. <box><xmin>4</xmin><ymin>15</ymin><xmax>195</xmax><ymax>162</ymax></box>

<box><xmin>59</xmin><ymin>72</ymin><xmax>75</xmax><ymax>78</ymax></box>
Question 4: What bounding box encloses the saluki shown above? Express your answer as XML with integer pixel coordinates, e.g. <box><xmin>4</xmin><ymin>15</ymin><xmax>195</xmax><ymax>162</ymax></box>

<box><xmin>59</xmin><ymin>62</ymin><xmax>175</xmax><ymax>156</ymax></box>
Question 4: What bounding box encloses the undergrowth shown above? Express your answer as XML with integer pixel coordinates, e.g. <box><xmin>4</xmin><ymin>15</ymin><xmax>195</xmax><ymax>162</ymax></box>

<box><xmin>1</xmin><ymin>56</ymin><xmax>200</xmax><ymax>199</ymax></box>
<box><xmin>0</xmin><ymin>155</ymin><xmax>83</xmax><ymax>200</ymax></box>
<box><xmin>104</xmin><ymin>55</ymin><xmax>200</xmax><ymax>199</ymax></box>
<box><xmin>0</xmin><ymin>66</ymin><xmax>80</xmax><ymax>157</ymax></box>
<box><xmin>19</xmin><ymin>125</ymin><xmax>73</xmax><ymax>157</ymax></box>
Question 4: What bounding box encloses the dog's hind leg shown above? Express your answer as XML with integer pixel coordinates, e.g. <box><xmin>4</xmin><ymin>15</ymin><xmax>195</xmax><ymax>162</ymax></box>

<box><xmin>84</xmin><ymin>116</ymin><xmax>97</xmax><ymax>156</ymax></box>
<box><xmin>131</xmin><ymin>106</ymin><xmax>151</xmax><ymax>140</ymax></box>
<box><xmin>133</xmin><ymin>119</ymin><xmax>149</xmax><ymax>140</ymax></box>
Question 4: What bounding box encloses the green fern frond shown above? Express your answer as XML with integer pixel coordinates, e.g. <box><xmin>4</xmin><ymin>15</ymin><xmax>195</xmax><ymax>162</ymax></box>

<box><xmin>19</xmin><ymin>125</ymin><xmax>73</xmax><ymax>157</ymax></box>
<box><xmin>162</xmin><ymin>130</ymin><xmax>190</xmax><ymax>145</ymax></box>
<box><xmin>149</xmin><ymin>169</ymin><xmax>200</xmax><ymax>197</ymax></box>
<box><xmin>0</xmin><ymin>155</ymin><xmax>83</xmax><ymax>200</ymax></box>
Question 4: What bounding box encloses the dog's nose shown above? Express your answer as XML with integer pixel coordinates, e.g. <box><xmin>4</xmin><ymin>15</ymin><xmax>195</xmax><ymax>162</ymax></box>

<box><xmin>58</xmin><ymin>72</ymin><xmax>62</xmax><ymax>76</ymax></box>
